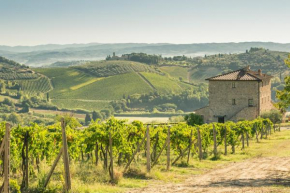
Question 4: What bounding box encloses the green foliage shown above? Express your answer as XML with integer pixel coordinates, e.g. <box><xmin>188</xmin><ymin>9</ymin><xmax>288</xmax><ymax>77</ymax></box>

<box><xmin>184</xmin><ymin>113</ymin><xmax>204</xmax><ymax>126</ymax></box>
<box><xmin>276</xmin><ymin>54</ymin><xmax>290</xmax><ymax>112</ymax></box>
<box><xmin>0</xmin><ymin>116</ymin><xmax>276</xmax><ymax>192</ymax></box>
<box><xmin>261</xmin><ymin>109</ymin><xmax>282</xmax><ymax>124</ymax></box>
<box><xmin>92</xmin><ymin>111</ymin><xmax>103</xmax><ymax>121</ymax></box>
<box><xmin>85</xmin><ymin>113</ymin><xmax>92</xmax><ymax>125</ymax></box>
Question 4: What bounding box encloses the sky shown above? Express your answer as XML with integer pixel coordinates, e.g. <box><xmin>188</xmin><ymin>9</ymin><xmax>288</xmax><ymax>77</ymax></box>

<box><xmin>0</xmin><ymin>0</ymin><xmax>290</xmax><ymax>46</ymax></box>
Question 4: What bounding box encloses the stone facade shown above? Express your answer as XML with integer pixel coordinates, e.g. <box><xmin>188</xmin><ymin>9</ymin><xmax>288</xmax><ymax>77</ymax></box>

<box><xmin>195</xmin><ymin>67</ymin><xmax>275</xmax><ymax>123</ymax></box>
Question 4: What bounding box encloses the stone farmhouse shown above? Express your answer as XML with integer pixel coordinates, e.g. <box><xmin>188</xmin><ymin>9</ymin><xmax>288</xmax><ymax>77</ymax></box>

<box><xmin>195</xmin><ymin>66</ymin><xmax>276</xmax><ymax>123</ymax></box>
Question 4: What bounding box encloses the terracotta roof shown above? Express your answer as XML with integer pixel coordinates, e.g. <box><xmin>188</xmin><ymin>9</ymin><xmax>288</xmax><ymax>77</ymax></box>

<box><xmin>206</xmin><ymin>67</ymin><xmax>273</xmax><ymax>81</ymax></box>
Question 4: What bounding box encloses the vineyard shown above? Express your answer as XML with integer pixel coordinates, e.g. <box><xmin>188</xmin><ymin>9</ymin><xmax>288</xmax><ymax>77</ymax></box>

<box><xmin>0</xmin><ymin>116</ymin><xmax>277</xmax><ymax>192</ymax></box>
<box><xmin>74</xmin><ymin>61</ymin><xmax>159</xmax><ymax>78</ymax></box>
<box><xmin>16</xmin><ymin>76</ymin><xmax>53</xmax><ymax>95</ymax></box>
<box><xmin>0</xmin><ymin>72</ymin><xmax>38</xmax><ymax>80</ymax></box>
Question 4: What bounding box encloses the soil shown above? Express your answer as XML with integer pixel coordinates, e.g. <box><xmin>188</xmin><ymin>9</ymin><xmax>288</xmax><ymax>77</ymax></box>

<box><xmin>128</xmin><ymin>157</ymin><xmax>290</xmax><ymax>193</ymax></box>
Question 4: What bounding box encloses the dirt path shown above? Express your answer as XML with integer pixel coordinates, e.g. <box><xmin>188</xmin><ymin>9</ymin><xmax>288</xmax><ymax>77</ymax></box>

<box><xmin>129</xmin><ymin>157</ymin><xmax>290</xmax><ymax>193</ymax></box>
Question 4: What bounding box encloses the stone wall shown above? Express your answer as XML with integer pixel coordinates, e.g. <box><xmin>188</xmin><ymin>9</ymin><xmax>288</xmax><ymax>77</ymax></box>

<box><xmin>260</xmin><ymin>78</ymin><xmax>275</xmax><ymax>113</ymax></box>
<box><xmin>230</xmin><ymin>106</ymin><xmax>258</xmax><ymax>122</ymax></box>
<box><xmin>207</xmin><ymin>80</ymin><xmax>259</xmax><ymax>122</ymax></box>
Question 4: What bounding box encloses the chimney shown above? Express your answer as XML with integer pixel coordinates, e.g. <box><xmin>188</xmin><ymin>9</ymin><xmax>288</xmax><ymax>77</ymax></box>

<box><xmin>258</xmin><ymin>69</ymin><xmax>262</xmax><ymax>76</ymax></box>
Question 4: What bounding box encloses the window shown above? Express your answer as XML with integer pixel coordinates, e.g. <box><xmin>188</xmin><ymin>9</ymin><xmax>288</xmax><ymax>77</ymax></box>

<box><xmin>248</xmin><ymin>99</ymin><xmax>254</xmax><ymax>107</ymax></box>
<box><xmin>232</xmin><ymin>99</ymin><xmax>236</xmax><ymax>105</ymax></box>
<box><xmin>232</xmin><ymin>82</ymin><xmax>236</xmax><ymax>88</ymax></box>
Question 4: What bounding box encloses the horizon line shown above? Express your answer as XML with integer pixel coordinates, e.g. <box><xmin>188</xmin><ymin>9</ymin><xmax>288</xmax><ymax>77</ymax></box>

<box><xmin>1</xmin><ymin>41</ymin><xmax>290</xmax><ymax>47</ymax></box>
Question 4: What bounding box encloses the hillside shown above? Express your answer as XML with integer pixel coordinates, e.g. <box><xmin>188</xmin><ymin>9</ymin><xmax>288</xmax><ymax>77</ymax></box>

<box><xmin>0</xmin><ymin>56</ymin><xmax>52</xmax><ymax>96</ymax></box>
<box><xmin>1</xmin><ymin>42</ymin><xmax>290</xmax><ymax>66</ymax></box>
<box><xmin>34</xmin><ymin>60</ymin><xmax>198</xmax><ymax>112</ymax></box>
<box><xmin>1</xmin><ymin>48</ymin><xmax>288</xmax><ymax>113</ymax></box>
<box><xmin>158</xmin><ymin>48</ymin><xmax>289</xmax><ymax>82</ymax></box>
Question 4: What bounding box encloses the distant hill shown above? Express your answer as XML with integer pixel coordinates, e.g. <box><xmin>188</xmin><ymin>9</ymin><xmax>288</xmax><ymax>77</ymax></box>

<box><xmin>1</xmin><ymin>42</ymin><xmax>290</xmax><ymax>66</ymax></box>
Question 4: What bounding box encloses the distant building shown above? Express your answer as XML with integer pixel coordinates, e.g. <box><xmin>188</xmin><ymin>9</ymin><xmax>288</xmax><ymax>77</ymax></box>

<box><xmin>195</xmin><ymin>66</ymin><xmax>276</xmax><ymax>123</ymax></box>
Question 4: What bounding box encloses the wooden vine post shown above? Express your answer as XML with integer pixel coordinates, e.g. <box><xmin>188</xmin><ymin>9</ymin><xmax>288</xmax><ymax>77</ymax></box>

<box><xmin>109</xmin><ymin>132</ymin><xmax>114</xmax><ymax>183</ymax></box>
<box><xmin>197</xmin><ymin>127</ymin><xmax>202</xmax><ymax>161</ymax></box>
<box><xmin>213</xmin><ymin>124</ymin><xmax>217</xmax><ymax>157</ymax></box>
<box><xmin>241</xmin><ymin>133</ymin><xmax>245</xmax><ymax>149</ymax></box>
<box><xmin>23</xmin><ymin>131</ymin><xmax>29</xmax><ymax>190</ymax></box>
<box><xmin>246</xmin><ymin>132</ymin><xmax>249</xmax><ymax>147</ymax></box>
<box><xmin>61</xmin><ymin>119</ymin><xmax>71</xmax><ymax>191</ymax></box>
<box><xmin>44</xmin><ymin>149</ymin><xmax>63</xmax><ymax>188</ymax></box>
<box><xmin>187</xmin><ymin>129</ymin><xmax>193</xmax><ymax>164</ymax></box>
<box><xmin>224</xmin><ymin>126</ymin><xmax>227</xmax><ymax>155</ymax></box>
<box><xmin>95</xmin><ymin>142</ymin><xmax>99</xmax><ymax>166</ymax></box>
<box><xmin>44</xmin><ymin>118</ymin><xmax>72</xmax><ymax>191</ymax></box>
<box><xmin>166</xmin><ymin>126</ymin><xmax>171</xmax><ymax>171</ymax></box>
<box><xmin>146</xmin><ymin>125</ymin><xmax>151</xmax><ymax>173</ymax></box>
<box><xmin>3</xmin><ymin>123</ymin><xmax>10</xmax><ymax>193</ymax></box>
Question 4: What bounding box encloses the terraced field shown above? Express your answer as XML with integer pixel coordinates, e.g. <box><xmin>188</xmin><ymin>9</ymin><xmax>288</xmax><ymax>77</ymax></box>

<box><xmin>34</xmin><ymin>68</ymin><xmax>96</xmax><ymax>97</ymax></box>
<box><xmin>16</xmin><ymin>76</ymin><xmax>53</xmax><ymax>95</ymax></box>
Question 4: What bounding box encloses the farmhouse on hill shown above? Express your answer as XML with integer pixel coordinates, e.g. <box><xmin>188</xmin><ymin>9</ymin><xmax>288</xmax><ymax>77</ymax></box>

<box><xmin>195</xmin><ymin>66</ymin><xmax>276</xmax><ymax>123</ymax></box>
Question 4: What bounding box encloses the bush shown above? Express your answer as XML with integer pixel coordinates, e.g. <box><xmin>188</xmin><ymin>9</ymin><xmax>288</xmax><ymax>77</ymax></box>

<box><xmin>261</xmin><ymin>109</ymin><xmax>282</xmax><ymax>125</ymax></box>
<box><xmin>184</xmin><ymin>113</ymin><xmax>204</xmax><ymax>126</ymax></box>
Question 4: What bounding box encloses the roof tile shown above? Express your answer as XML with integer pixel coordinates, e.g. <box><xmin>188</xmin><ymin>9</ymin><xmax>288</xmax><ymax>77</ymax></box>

<box><xmin>206</xmin><ymin>67</ymin><xmax>273</xmax><ymax>81</ymax></box>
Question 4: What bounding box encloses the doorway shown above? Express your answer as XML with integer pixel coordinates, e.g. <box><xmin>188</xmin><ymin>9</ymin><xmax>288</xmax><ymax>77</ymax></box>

<box><xmin>218</xmin><ymin>117</ymin><xmax>225</xmax><ymax>123</ymax></box>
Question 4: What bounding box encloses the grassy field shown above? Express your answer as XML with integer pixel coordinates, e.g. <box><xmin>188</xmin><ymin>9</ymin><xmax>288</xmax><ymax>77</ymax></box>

<box><xmin>57</xmin><ymin>72</ymin><xmax>153</xmax><ymax>100</ymax></box>
<box><xmin>159</xmin><ymin>66</ymin><xmax>189</xmax><ymax>81</ymax></box>
<box><xmin>51</xmin><ymin>99</ymin><xmax>112</xmax><ymax>111</ymax></box>
<box><xmin>140</xmin><ymin>72</ymin><xmax>185</xmax><ymax>93</ymax></box>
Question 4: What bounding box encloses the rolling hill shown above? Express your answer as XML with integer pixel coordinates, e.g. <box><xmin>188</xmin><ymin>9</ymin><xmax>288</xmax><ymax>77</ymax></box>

<box><xmin>1</xmin><ymin>42</ymin><xmax>290</xmax><ymax>66</ymax></box>
<box><xmin>0</xmin><ymin>47</ymin><xmax>288</xmax><ymax>113</ymax></box>
<box><xmin>0</xmin><ymin>56</ymin><xmax>52</xmax><ymax>96</ymax></box>
<box><xmin>34</xmin><ymin>60</ymin><xmax>196</xmax><ymax>111</ymax></box>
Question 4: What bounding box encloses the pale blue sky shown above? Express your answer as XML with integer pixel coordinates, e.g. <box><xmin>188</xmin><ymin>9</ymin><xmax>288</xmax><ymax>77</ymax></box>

<box><xmin>0</xmin><ymin>0</ymin><xmax>289</xmax><ymax>46</ymax></box>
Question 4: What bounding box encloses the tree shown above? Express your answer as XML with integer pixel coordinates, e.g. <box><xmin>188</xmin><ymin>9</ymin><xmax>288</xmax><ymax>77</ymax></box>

<box><xmin>2</xmin><ymin>98</ymin><xmax>13</xmax><ymax>106</ymax></box>
<box><xmin>100</xmin><ymin>109</ymin><xmax>112</xmax><ymax>118</ymax></box>
<box><xmin>276</xmin><ymin>54</ymin><xmax>290</xmax><ymax>114</ymax></box>
<box><xmin>85</xmin><ymin>113</ymin><xmax>92</xmax><ymax>125</ymax></box>
<box><xmin>92</xmin><ymin>111</ymin><xmax>103</xmax><ymax>121</ymax></box>
<box><xmin>47</xmin><ymin>93</ymin><xmax>50</xmax><ymax>102</ymax></box>
<box><xmin>261</xmin><ymin>109</ymin><xmax>282</xmax><ymax>127</ymax></box>
<box><xmin>8</xmin><ymin>113</ymin><xmax>22</xmax><ymax>124</ymax></box>
<box><xmin>184</xmin><ymin>113</ymin><xmax>204</xmax><ymax>126</ymax></box>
